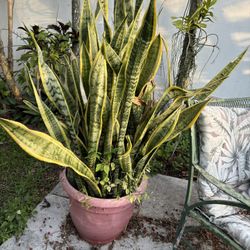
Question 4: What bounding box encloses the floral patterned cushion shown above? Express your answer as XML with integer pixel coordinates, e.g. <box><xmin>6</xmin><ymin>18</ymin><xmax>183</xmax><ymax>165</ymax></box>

<box><xmin>197</xmin><ymin>106</ymin><xmax>250</xmax><ymax>218</ymax></box>
<box><xmin>214</xmin><ymin>214</ymin><xmax>250</xmax><ymax>250</ymax></box>
<box><xmin>196</xmin><ymin>105</ymin><xmax>250</xmax><ymax>249</ymax></box>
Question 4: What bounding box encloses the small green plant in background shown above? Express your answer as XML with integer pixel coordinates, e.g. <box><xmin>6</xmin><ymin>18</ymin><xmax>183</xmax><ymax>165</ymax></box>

<box><xmin>172</xmin><ymin>0</ymin><xmax>217</xmax><ymax>32</ymax></box>
<box><xmin>17</xmin><ymin>22</ymin><xmax>78</xmax><ymax>74</ymax></box>
<box><xmin>16</xmin><ymin>22</ymin><xmax>78</xmax><ymax>104</ymax></box>
<box><xmin>1</xmin><ymin>22</ymin><xmax>78</xmax><ymax>124</ymax></box>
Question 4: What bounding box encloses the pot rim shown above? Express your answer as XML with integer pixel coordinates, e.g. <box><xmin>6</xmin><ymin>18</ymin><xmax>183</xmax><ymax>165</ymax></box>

<box><xmin>60</xmin><ymin>169</ymin><xmax>148</xmax><ymax>208</ymax></box>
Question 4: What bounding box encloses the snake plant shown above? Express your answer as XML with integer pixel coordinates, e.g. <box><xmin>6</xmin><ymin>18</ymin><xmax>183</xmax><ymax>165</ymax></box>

<box><xmin>0</xmin><ymin>0</ymin><xmax>246</xmax><ymax>198</ymax></box>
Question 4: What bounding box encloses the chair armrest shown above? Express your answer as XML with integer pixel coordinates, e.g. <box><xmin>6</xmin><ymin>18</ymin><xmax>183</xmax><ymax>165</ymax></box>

<box><xmin>193</xmin><ymin>164</ymin><xmax>250</xmax><ymax>207</ymax></box>
<box><xmin>188</xmin><ymin>200</ymin><xmax>250</xmax><ymax>213</ymax></box>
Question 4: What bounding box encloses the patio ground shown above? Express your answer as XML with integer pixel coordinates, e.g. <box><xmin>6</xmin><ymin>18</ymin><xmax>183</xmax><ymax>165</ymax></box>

<box><xmin>0</xmin><ymin>175</ymin><xmax>229</xmax><ymax>250</ymax></box>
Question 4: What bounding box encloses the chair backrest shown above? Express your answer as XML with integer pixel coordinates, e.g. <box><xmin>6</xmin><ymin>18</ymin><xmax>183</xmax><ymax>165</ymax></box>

<box><xmin>193</xmin><ymin>97</ymin><xmax>250</xmax><ymax>217</ymax></box>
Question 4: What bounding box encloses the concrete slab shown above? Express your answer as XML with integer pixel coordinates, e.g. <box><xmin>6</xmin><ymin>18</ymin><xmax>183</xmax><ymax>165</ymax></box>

<box><xmin>141</xmin><ymin>175</ymin><xmax>198</xmax><ymax>219</ymax></box>
<box><xmin>0</xmin><ymin>175</ymin><xmax>198</xmax><ymax>250</ymax></box>
<box><xmin>50</xmin><ymin>182</ymin><xmax>68</xmax><ymax>198</ymax></box>
<box><xmin>1</xmin><ymin>194</ymin><xmax>69</xmax><ymax>250</ymax></box>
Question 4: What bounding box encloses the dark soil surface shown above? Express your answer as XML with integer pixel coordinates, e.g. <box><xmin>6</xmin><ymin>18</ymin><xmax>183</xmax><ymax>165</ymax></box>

<box><xmin>125</xmin><ymin>214</ymin><xmax>230</xmax><ymax>250</ymax></box>
<box><xmin>57</xmin><ymin>212</ymin><xmax>231</xmax><ymax>250</ymax></box>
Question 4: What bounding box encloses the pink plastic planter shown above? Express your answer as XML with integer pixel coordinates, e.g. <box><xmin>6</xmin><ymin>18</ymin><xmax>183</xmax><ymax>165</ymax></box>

<box><xmin>60</xmin><ymin>170</ymin><xmax>147</xmax><ymax>245</ymax></box>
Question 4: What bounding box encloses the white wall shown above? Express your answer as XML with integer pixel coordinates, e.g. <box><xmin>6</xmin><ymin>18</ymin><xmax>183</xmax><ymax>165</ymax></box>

<box><xmin>0</xmin><ymin>0</ymin><xmax>71</xmax><ymax>64</ymax></box>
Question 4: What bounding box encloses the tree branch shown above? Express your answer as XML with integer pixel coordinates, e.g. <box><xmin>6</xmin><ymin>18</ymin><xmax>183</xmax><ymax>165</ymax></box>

<box><xmin>7</xmin><ymin>0</ymin><xmax>14</xmax><ymax>72</ymax></box>
<box><xmin>176</xmin><ymin>0</ymin><xmax>202</xmax><ymax>88</ymax></box>
<box><xmin>72</xmin><ymin>0</ymin><xmax>80</xmax><ymax>54</ymax></box>
<box><xmin>0</xmin><ymin>34</ymin><xmax>22</xmax><ymax>101</ymax></box>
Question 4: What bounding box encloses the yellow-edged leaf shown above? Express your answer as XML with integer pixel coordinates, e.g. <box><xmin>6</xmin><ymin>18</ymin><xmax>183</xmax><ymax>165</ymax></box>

<box><xmin>28</xmin><ymin>72</ymin><xmax>71</xmax><ymax>149</ymax></box>
<box><xmin>0</xmin><ymin>118</ymin><xmax>101</xmax><ymax>197</ymax></box>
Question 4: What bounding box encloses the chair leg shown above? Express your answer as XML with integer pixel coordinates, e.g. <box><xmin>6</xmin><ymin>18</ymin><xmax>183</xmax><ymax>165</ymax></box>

<box><xmin>173</xmin><ymin>209</ymin><xmax>188</xmax><ymax>249</ymax></box>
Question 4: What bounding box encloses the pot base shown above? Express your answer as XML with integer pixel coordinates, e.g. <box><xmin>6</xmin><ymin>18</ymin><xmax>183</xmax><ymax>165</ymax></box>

<box><xmin>60</xmin><ymin>170</ymin><xmax>147</xmax><ymax>245</ymax></box>
<box><xmin>78</xmin><ymin>229</ymin><xmax>124</xmax><ymax>245</ymax></box>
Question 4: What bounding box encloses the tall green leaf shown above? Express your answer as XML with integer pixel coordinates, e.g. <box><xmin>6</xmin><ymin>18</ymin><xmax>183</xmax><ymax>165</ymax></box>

<box><xmin>149</xmin><ymin>95</ymin><xmax>187</xmax><ymax>130</ymax></box>
<box><xmin>65</xmin><ymin>56</ymin><xmax>84</xmax><ymax>116</ymax></box>
<box><xmin>103</xmin><ymin>16</ymin><xmax>112</xmax><ymax>43</ymax></box>
<box><xmin>33</xmin><ymin>39</ymin><xmax>70</xmax><ymax>116</ymax></box>
<box><xmin>137</xmin><ymin>34</ymin><xmax>163</xmax><ymax>94</ymax></box>
<box><xmin>142</xmin><ymin>108</ymin><xmax>181</xmax><ymax>154</ymax></box>
<box><xmin>135</xmin><ymin>148</ymin><xmax>157</xmax><ymax>183</ymax></box>
<box><xmin>28</xmin><ymin>72</ymin><xmax>71</xmax><ymax>149</ymax></box>
<box><xmin>133</xmin><ymin>86</ymin><xmax>189</xmax><ymax>152</ymax></box>
<box><xmin>162</xmin><ymin>37</ymin><xmax>173</xmax><ymax>86</ymax></box>
<box><xmin>31</xmin><ymin>35</ymin><xmax>81</xmax><ymax>156</ymax></box>
<box><xmin>135</xmin><ymin>0</ymin><xmax>143</xmax><ymax>17</ymax></box>
<box><xmin>125</xmin><ymin>0</ymin><xmax>134</xmax><ymax>26</ymax></box>
<box><xmin>97</xmin><ymin>0</ymin><xmax>111</xmax><ymax>42</ymax></box>
<box><xmin>80</xmin><ymin>43</ymin><xmax>91</xmax><ymax>97</ymax></box>
<box><xmin>103</xmin><ymin>97</ymin><xmax>113</xmax><ymax>163</ymax></box>
<box><xmin>168</xmin><ymin>100</ymin><xmax>211</xmax><ymax>141</ymax></box>
<box><xmin>113</xmin><ymin>63</ymin><xmax>126</xmax><ymax>120</ymax></box>
<box><xmin>94</xmin><ymin>0</ymin><xmax>101</xmax><ymax>18</ymax></box>
<box><xmin>111</xmin><ymin>16</ymin><xmax>128</xmax><ymax>54</ymax></box>
<box><xmin>80</xmin><ymin>0</ymin><xmax>92</xmax><ymax>45</ymax></box>
<box><xmin>121</xmin><ymin>6</ymin><xmax>142</xmax><ymax>55</ymax></box>
<box><xmin>97</xmin><ymin>0</ymin><xmax>108</xmax><ymax>20</ymax></box>
<box><xmin>114</xmin><ymin>0</ymin><xmax>126</xmax><ymax>31</ymax></box>
<box><xmin>118</xmin><ymin>135</ymin><xmax>132</xmax><ymax>175</ymax></box>
<box><xmin>118</xmin><ymin>0</ymin><xmax>157</xmax><ymax>155</ymax></box>
<box><xmin>134</xmin><ymin>109</ymin><xmax>181</xmax><ymax>180</ymax></box>
<box><xmin>87</xmin><ymin>52</ymin><xmax>107</xmax><ymax>169</ymax></box>
<box><xmin>195</xmin><ymin>49</ymin><xmax>247</xmax><ymax>100</ymax></box>
<box><xmin>103</xmin><ymin>41</ymin><xmax>122</xmax><ymax>74</ymax></box>
<box><xmin>134</xmin><ymin>109</ymin><xmax>181</xmax><ymax>181</ymax></box>
<box><xmin>87</xmin><ymin>23</ymin><xmax>99</xmax><ymax>60</ymax></box>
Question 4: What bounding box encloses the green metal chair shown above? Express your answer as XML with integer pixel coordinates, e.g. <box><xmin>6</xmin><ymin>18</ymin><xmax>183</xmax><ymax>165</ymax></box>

<box><xmin>174</xmin><ymin>97</ymin><xmax>250</xmax><ymax>249</ymax></box>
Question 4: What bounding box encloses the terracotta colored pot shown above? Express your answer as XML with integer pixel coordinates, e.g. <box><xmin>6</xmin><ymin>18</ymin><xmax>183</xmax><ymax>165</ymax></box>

<box><xmin>60</xmin><ymin>170</ymin><xmax>147</xmax><ymax>245</ymax></box>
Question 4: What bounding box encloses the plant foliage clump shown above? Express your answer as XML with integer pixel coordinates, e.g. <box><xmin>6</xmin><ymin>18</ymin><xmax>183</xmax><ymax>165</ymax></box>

<box><xmin>0</xmin><ymin>0</ymin><xmax>246</xmax><ymax>199</ymax></box>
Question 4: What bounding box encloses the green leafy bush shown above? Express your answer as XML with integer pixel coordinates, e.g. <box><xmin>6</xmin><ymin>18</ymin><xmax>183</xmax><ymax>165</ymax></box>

<box><xmin>1</xmin><ymin>22</ymin><xmax>78</xmax><ymax>123</ymax></box>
